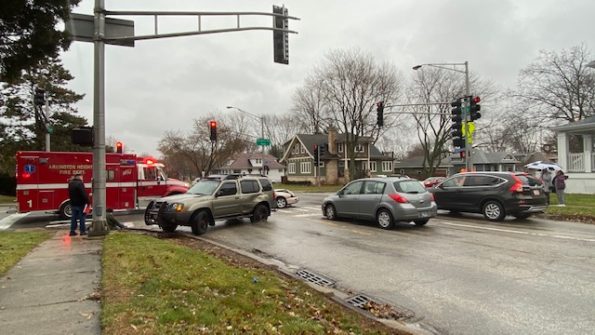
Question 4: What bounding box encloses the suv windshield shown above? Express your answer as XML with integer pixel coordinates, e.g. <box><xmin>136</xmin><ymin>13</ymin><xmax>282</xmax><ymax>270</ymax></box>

<box><xmin>394</xmin><ymin>180</ymin><xmax>426</xmax><ymax>194</ymax></box>
<box><xmin>187</xmin><ymin>179</ymin><xmax>220</xmax><ymax>195</ymax></box>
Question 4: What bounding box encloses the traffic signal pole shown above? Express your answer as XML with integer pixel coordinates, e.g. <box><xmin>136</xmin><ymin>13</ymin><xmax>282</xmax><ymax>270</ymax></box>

<box><xmin>464</xmin><ymin>61</ymin><xmax>471</xmax><ymax>172</ymax></box>
<box><xmin>89</xmin><ymin>0</ymin><xmax>109</xmax><ymax>237</ymax></box>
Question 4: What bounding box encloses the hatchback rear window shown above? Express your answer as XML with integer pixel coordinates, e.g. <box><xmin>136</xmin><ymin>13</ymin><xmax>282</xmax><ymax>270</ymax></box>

<box><xmin>516</xmin><ymin>175</ymin><xmax>543</xmax><ymax>186</ymax></box>
<box><xmin>394</xmin><ymin>180</ymin><xmax>426</xmax><ymax>193</ymax></box>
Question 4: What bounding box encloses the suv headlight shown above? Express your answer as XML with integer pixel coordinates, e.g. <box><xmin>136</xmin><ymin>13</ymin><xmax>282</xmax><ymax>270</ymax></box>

<box><xmin>169</xmin><ymin>203</ymin><xmax>184</xmax><ymax>212</ymax></box>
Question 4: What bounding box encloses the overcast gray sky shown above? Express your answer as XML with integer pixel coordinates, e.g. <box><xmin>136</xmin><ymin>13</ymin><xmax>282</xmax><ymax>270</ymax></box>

<box><xmin>61</xmin><ymin>0</ymin><xmax>595</xmax><ymax>156</ymax></box>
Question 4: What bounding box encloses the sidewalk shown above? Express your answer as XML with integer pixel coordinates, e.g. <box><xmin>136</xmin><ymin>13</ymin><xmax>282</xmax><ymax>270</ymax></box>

<box><xmin>0</xmin><ymin>231</ymin><xmax>102</xmax><ymax>335</ymax></box>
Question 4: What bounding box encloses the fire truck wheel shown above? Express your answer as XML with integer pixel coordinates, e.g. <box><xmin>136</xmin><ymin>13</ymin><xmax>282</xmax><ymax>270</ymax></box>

<box><xmin>59</xmin><ymin>202</ymin><xmax>73</xmax><ymax>219</ymax></box>
<box><xmin>191</xmin><ymin>211</ymin><xmax>209</xmax><ymax>235</ymax></box>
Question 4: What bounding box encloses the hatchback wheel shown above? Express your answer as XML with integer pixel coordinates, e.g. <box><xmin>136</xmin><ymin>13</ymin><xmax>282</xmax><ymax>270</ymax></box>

<box><xmin>482</xmin><ymin>200</ymin><xmax>506</xmax><ymax>221</ymax></box>
<box><xmin>276</xmin><ymin>197</ymin><xmax>287</xmax><ymax>209</ymax></box>
<box><xmin>324</xmin><ymin>204</ymin><xmax>337</xmax><ymax>220</ymax></box>
<box><xmin>376</xmin><ymin>208</ymin><xmax>394</xmax><ymax>229</ymax></box>
<box><xmin>413</xmin><ymin>218</ymin><xmax>429</xmax><ymax>226</ymax></box>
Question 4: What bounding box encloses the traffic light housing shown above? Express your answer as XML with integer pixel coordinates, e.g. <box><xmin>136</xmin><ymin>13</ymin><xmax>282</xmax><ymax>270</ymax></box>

<box><xmin>312</xmin><ymin>144</ymin><xmax>319</xmax><ymax>166</ymax></box>
<box><xmin>376</xmin><ymin>101</ymin><xmax>384</xmax><ymax>127</ymax></box>
<box><xmin>469</xmin><ymin>96</ymin><xmax>481</xmax><ymax>121</ymax></box>
<box><xmin>319</xmin><ymin>144</ymin><xmax>327</xmax><ymax>157</ymax></box>
<box><xmin>34</xmin><ymin>88</ymin><xmax>45</xmax><ymax>106</ymax></box>
<box><xmin>273</xmin><ymin>5</ymin><xmax>289</xmax><ymax>64</ymax></box>
<box><xmin>451</xmin><ymin>98</ymin><xmax>465</xmax><ymax>149</ymax></box>
<box><xmin>209</xmin><ymin>120</ymin><xmax>217</xmax><ymax>142</ymax></box>
<box><xmin>71</xmin><ymin>126</ymin><xmax>94</xmax><ymax>147</ymax></box>
<box><xmin>115</xmin><ymin>141</ymin><xmax>123</xmax><ymax>154</ymax></box>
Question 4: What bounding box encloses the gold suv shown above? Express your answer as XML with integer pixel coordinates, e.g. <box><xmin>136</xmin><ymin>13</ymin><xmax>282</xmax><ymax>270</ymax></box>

<box><xmin>144</xmin><ymin>174</ymin><xmax>275</xmax><ymax>235</ymax></box>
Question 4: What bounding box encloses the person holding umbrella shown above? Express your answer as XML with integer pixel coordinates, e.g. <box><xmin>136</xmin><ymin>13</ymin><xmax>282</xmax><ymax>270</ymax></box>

<box><xmin>553</xmin><ymin>170</ymin><xmax>568</xmax><ymax>206</ymax></box>
<box><xmin>540</xmin><ymin>167</ymin><xmax>555</xmax><ymax>205</ymax></box>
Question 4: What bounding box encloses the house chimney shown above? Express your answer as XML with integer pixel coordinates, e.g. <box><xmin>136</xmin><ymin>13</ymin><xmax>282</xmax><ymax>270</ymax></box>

<box><xmin>327</xmin><ymin>126</ymin><xmax>337</xmax><ymax>154</ymax></box>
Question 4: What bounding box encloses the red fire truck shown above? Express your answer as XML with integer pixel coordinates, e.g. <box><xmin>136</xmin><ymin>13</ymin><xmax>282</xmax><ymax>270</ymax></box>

<box><xmin>16</xmin><ymin>151</ymin><xmax>189</xmax><ymax>218</ymax></box>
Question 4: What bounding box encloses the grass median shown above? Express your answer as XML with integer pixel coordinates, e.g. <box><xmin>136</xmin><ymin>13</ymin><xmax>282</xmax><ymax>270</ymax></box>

<box><xmin>0</xmin><ymin>231</ymin><xmax>52</xmax><ymax>276</ymax></box>
<box><xmin>544</xmin><ymin>193</ymin><xmax>595</xmax><ymax>223</ymax></box>
<box><xmin>102</xmin><ymin>232</ymin><xmax>402</xmax><ymax>335</ymax></box>
<box><xmin>274</xmin><ymin>183</ymin><xmax>342</xmax><ymax>193</ymax></box>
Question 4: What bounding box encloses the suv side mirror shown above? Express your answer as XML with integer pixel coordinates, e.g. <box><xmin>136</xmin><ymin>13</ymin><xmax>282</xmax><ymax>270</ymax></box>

<box><xmin>216</xmin><ymin>190</ymin><xmax>225</xmax><ymax>197</ymax></box>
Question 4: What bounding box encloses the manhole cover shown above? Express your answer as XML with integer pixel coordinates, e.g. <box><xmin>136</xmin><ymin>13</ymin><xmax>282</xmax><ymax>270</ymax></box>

<box><xmin>296</xmin><ymin>269</ymin><xmax>335</xmax><ymax>287</ymax></box>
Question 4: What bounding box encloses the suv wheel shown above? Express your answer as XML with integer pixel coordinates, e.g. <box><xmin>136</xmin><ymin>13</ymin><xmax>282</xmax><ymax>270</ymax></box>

<box><xmin>376</xmin><ymin>208</ymin><xmax>394</xmax><ymax>229</ymax></box>
<box><xmin>413</xmin><ymin>218</ymin><xmax>429</xmax><ymax>226</ymax></box>
<box><xmin>250</xmin><ymin>204</ymin><xmax>269</xmax><ymax>223</ymax></box>
<box><xmin>160</xmin><ymin>221</ymin><xmax>178</xmax><ymax>233</ymax></box>
<box><xmin>191</xmin><ymin>211</ymin><xmax>209</xmax><ymax>235</ymax></box>
<box><xmin>482</xmin><ymin>200</ymin><xmax>506</xmax><ymax>221</ymax></box>
<box><xmin>276</xmin><ymin>197</ymin><xmax>287</xmax><ymax>208</ymax></box>
<box><xmin>324</xmin><ymin>204</ymin><xmax>336</xmax><ymax>220</ymax></box>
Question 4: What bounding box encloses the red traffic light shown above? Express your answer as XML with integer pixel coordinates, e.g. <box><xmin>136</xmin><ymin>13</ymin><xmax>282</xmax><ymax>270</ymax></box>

<box><xmin>209</xmin><ymin>120</ymin><xmax>217</xmax><ymax>141</ymax></box>
<box><xmin>472</xmin><ymin>96</ymin><xmax>480</xmax><ymax>104</ymax></box>
<box><xmin>115</xmin><ymin>141</ymin><xmax>123</xmax><ymax>153</ymax></box>
<box><xmin>209</xmin><ymin>120</ymin><xmax>217</xmax><ymax>128</ymax></box>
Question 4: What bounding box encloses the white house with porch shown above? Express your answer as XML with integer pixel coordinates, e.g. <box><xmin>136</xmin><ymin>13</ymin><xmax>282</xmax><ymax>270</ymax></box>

<box><xmin>554</xmin><ymin>116</ymin><xmax>595</xmax><ymax>194</ymax></box>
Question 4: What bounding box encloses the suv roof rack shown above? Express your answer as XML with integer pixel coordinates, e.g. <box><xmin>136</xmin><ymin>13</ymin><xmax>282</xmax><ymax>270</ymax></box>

<box><xmin>206</xmin><ymin>173</ymin><xmax>269</xmax><ymax>181</ymax></box>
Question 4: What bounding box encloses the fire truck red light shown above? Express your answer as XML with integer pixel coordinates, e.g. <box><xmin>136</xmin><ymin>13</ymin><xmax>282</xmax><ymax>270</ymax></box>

<box><xmin>22</xmin><ymin>173</ymin><xmax>31</xmax><ymax>179</ymax></box>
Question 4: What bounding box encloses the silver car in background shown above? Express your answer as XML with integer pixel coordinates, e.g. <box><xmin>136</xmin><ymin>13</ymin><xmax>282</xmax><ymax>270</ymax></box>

<box><xmin>321</xmin><ymin>177</ymin><xmax>438</xmax><ymax>229</ymax></box>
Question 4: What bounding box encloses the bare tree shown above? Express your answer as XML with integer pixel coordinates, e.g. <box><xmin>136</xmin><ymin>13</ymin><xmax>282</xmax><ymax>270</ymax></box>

<box><xmin>291</xmin><ymin>77</ymin><xmax>329</xmax><ymax>134</ymax></box>
<box><xmin>158</xmin><ymin>115</ymin><xmax>252</xmax><ymax>179</ymax></box>
<box><xmin>308</xmin><ymin>49</ymin><xmax>402</xmax><ymax>180</ymax></box>
<box><xmin>515</xmin><ymin>44</ymin><xmax>595</xmax><ymax>123</ymax></box>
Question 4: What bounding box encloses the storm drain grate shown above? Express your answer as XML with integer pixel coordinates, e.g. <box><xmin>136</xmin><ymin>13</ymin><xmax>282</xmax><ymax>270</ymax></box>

<box><xmin>296</xmin><ymin>269</ymin><xmax>336</xmax><ymax>287</ymax></box>
<box><xmin>346</xmin><ymin>293</ymin><xmax>374</xmax><ymax>309</ymax></box>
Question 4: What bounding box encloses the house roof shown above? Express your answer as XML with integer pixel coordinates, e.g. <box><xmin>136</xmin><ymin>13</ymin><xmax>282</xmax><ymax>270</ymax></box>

<box><xmin>552</xmin><ymin>115</ymin><xmax>595</xmax><ymax>132</ymax></box>
<box><xmin>218</xmin><ymin>153</ymin><xmax>284</xmax><ymax>170</ymax></box>
<box><xmin>288</xmin><ymin>134</ymin><xmax>390</xmax><ymax>160</ymax></box>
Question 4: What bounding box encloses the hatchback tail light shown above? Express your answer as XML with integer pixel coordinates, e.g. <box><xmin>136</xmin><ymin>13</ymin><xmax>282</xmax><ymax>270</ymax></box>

<box><xmin>388</xmin><ymin>193</ymin><xmax>409</xmax><ymax>203</ymax></box>
<box><xmin>509</xmin><ymin>175</ymin><xmax>524</xmax><ymax>193</ymax></box>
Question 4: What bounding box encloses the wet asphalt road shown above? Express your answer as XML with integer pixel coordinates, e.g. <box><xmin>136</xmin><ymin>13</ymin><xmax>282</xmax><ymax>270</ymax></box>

<box><xmin>4</xmin><ymin>194</ymin><xmax>595</xmax><ymax>335</ymax></box>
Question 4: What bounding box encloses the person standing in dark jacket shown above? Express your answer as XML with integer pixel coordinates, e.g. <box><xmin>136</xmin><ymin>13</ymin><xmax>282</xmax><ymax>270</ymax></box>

<box><xmin>68</xmin><ymin>174</ymin><xmax>90</xmax><ymax>236</ymax></box>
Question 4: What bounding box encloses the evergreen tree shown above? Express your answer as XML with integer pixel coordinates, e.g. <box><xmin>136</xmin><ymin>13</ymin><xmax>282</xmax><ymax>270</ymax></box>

<box><xmin>0</xmin><ymin>0</ymin><xmax>81</xmax><ymax>83</ymax></box>
<box><xmin>0</xmin><ymin>56</ymin><xmax>87</xmax><ymax>175</ymax></box>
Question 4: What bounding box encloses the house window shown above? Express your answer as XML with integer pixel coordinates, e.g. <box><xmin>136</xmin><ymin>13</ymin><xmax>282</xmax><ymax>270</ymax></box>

<box><xmin>288</xmin><ymin>163</ymin><xmax>296</xmax><ymax>174</ymax></box>
<box><xmin>300</xmin><ymin>162</ymin><xmax>311</xmax><ymax>174</ymax></box>
<box><xmin>355</xmin><ymin>144</ymin><xmax>364</xmax><ymax>152</ymax></box>
<box><xmin>292</xmin><ymin>144</ymin><xmax>300</xmax><ymax>154</ymax></box>
<box><xmin>300</xmin><ymin>146</ymin><xmax>305</xmax><ymax>154</ymax></box>
<box><xmin>370</xmin><ymin>161</ymin><xmax>377</xmax><ymax>172</ymax></box>
<box><xmin>382</xmin><ymin>161</ymin><xmax>392</xmax><ymax>172</ymax></box>
<box><xmin>337</xmin><ymin>143</ymin><xmax>344</xmax><ymax>153</ymax></box>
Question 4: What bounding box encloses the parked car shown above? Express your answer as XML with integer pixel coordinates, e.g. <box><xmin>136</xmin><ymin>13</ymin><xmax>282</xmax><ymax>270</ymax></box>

<box><xmin>321</xmin><ymin>177</ymin><xmax>437</xmax><ymax>229</ymax></box>
<box><xmin>144</xmin><ymin>174</ymin><xmax>275</xmax><ymax>235</ymax></box>
<box><xmin>422</xmin><ymin>176</ymin><xmax>446</xmax><ymax>188</ymax></box>
<box><xmin>429</xmin><ymin>172</ymin><xmax>547</xmax><ymax>221</ymax></box>
<box><xmin>274</xmin><ymin>189</ymin><xmax>299</xmax><ymax>208</ymax></box>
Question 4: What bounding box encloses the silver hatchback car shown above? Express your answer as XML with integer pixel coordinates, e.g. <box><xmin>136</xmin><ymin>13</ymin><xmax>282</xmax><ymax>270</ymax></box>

<box><xmin>322</xmin><ymin>177</ymin><xmax>438</xmax><ymax>229</ymax></box>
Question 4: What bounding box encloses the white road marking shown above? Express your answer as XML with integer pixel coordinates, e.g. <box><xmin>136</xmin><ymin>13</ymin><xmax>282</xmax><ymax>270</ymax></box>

<box><xmin>439</xmin><ymin>221</ymin><xmax>595</xmax><ymax>243</ymax></box>
<box><xmin>294</xmin><ymin>213</ymin><xmax>324</xmax><ymax>218</ymax></box>
<box><xmin>0</xmin><ymin>212</ymin><xmax>31</xmax><ymax>230</ymax></box>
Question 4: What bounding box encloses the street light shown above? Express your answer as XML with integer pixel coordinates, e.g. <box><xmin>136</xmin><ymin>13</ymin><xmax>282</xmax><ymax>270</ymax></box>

<box><xmin>413</xmin><ymin>61</ymin><xmax>472</xmax><ymax>171</ymax></box>
<box><xmin>226</xmin><ymin>106</ymin><xmax>265</xmax><ymax>153</ymax></box>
